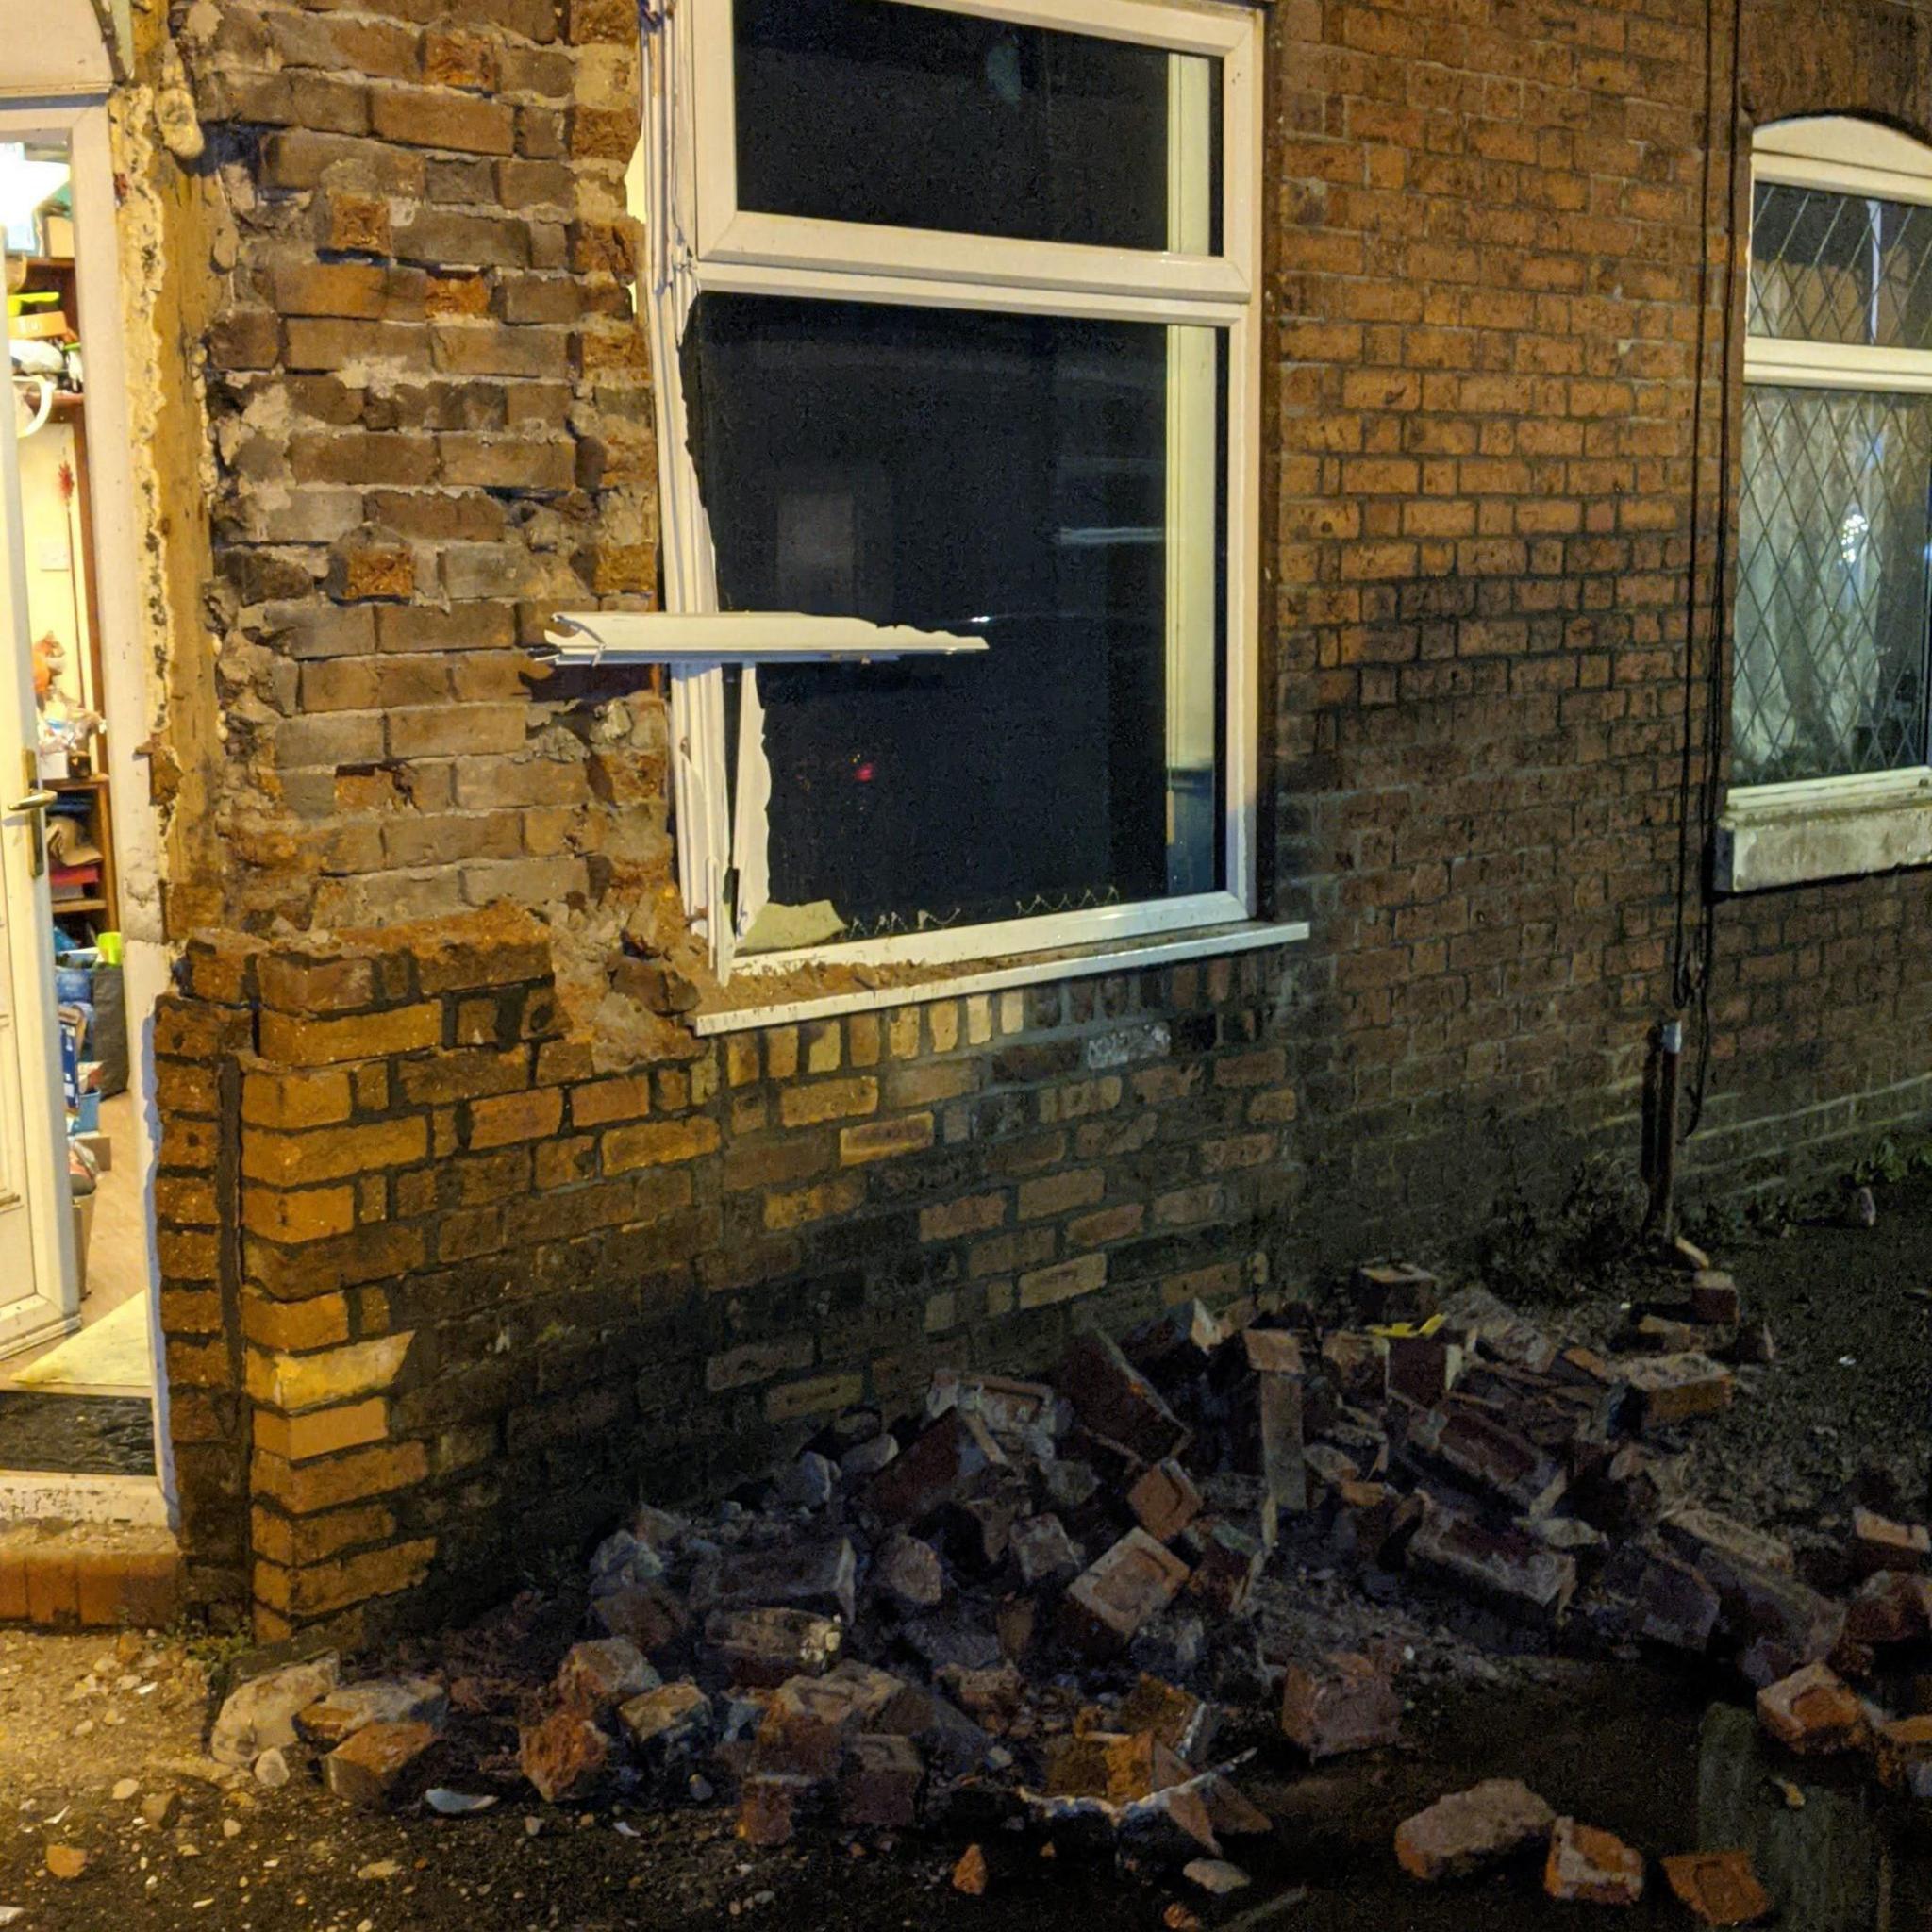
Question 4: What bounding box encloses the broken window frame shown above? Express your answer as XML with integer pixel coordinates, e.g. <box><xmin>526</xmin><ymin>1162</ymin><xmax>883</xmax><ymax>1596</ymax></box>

<box><xmin>1720</xmin><ymin>115</ymin><xmax>1932</xmax><ymax>891</ymax></box>
<box><xmin>632</xmin><ymin>0</ymin><xmax>1263</xmax><ymax>980</ymax></box>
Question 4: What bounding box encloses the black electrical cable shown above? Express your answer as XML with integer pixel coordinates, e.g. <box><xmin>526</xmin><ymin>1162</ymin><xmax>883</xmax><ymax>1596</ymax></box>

<box><xmin>1667</xmin><ymin>0</ymin><xmax>1746</xmax><ymax>1140</ymax></box>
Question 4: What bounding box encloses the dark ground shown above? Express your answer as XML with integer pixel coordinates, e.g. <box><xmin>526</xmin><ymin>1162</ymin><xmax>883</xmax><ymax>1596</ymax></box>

<box><xmin>0</xmin><ymin>1392</ymin><xmax>155</xmax><ymax>1475</ymax></box>
<box><xmin>4</xmin><ymin>1170</ymin><xmax>1932</xmax><ymax>1930</ymax></box>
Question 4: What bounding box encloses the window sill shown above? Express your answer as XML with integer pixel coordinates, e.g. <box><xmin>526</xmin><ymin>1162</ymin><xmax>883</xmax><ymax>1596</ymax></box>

<box><xmin>1717</xmin><ymin>769</ymin><xmax>1932</xmax><ymax>891</ymax></box>
<box><xmin>688</xmin><ymin>918</ymin><xmax>1310</xmax><ymax>1036</ymax></box>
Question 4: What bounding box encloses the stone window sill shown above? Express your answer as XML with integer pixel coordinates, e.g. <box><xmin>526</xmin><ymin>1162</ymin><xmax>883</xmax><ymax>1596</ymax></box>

<box><xmin>688</xmin><ymin>919</ymin><xmax>1310</xmax><ymax>1037</ymax></box>
<box><xmin>1717</xmin><ymin>770</ymin><xmax>1932</xmax><ymax>892</ymax></box>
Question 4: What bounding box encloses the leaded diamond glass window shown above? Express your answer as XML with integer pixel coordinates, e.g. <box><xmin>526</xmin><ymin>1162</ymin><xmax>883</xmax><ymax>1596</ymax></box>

<box><xmin>1736</xmin><ymin>158</ymin><xmax>1932</xmax><ymax>792</ymax></box>
<box><xmin>1734</xmin><ymin>388</ymin><xmax>1932</xmax><ymax>786</ymax></box>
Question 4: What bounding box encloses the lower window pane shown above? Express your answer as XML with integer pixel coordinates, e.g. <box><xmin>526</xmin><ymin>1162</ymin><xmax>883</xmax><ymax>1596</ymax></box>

<box><xmin>1733</xmin><ymin>385</ymin><xmax>1932</xmax><ymax>787</ymax></box>
<box><xmin>686</xmin><ymin>295</ymin><xmax>1226</xmax><ymax>951</ymax></box>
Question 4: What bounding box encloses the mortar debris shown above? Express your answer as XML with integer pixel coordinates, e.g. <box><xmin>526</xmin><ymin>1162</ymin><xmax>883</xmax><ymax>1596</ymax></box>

<box><xmin>212</xmin><ymin>1257</ymin><xmax>1932</xmax><ymax>1909</ymax></box>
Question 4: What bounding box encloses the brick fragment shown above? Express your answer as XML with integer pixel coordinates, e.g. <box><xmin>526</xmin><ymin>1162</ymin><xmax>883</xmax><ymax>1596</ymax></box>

<box><xmin>1621</xmin><ymin>1353</ymin><xmax>1734</xmax><ymax>1426</ymax></box>
<box><xmin>1043</xmin><ymin>1728</ymin><xmax>1183</xmax><ymax>1804</ymax></box>
<box><xmin>1054</xmin><ymin>1327</ymin><xmax>1191</xmax><ymax>1464</ymax></box>
<box><xmin>1850</xmin><ymin>1506</ymin><xmax>1930</xmax><ymax>1576</ymax></box>
<box><xmin>1394</xmin><ymin>1779</ymin><xmax>1555</xmax><ymax>1882</ymax></box>
<box><xmin>1543</xmin><ymin>1818</ymin><xmax>1644</xmax><ymax>1906</ymax></box>
<box><xmin>1407</xmin><ymin>1507</ymin><xmax>1577</xmax><ymax>1625</ymax></box>
<box><xmin>705</xmin><ymin>1608</ymin><xmax>842</xmax><ymax>1687</ymax></box>
<box><xmin>1280</xmin><ymin>1652</ymin><xmax>1401</xmax><ymax>1762</ymax></box>
<box><xmin>1062</xmin><ymin>1529</ymin><xmax>1191</xmax><ymax>1655</ymax></box>
<box><xmin>1353</xmin><ymin>1261</ymin><xmax>1438</xmax><ymax>1324</ymax></box>
<box><xmin>839</xmin><ymin>1732</ymin><xmax>924</xmax><ymax>1828</ymax></box>
<box><xmin>865</xmin><ymin>1410</ymin><xmax>1005</xmax><ymax>1527</ymax></box>
<box><xmin>1128</xmin><ymin>1458</ymin><xmax>1204</xmax><ymax>1543</ymax></box>
<box><xmin>1660</xmin><ymin>1850</ymin><xmax>1772</xmax><ymax>1926</ymax></box>
<box><xmin>1755</xmin><ymin>1662</ymin><xmax>1866</xmax><ymax>1756</ymax></box>
<box><xmin>518</xmin><ymin>1709</ymin><xmax>608</xmax><ymax>1802</ymax></box>
<box><xmin>323</xmin><ymin>1720</ymin><xmax>437</xmax><ymax>1808</ymax></box>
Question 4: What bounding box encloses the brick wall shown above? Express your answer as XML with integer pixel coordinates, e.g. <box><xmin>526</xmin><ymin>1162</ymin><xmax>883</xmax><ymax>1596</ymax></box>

<box><xmin>156</xmin><ymin>912</ymin><xmax>1295</xmax><ymax>1640</ymax></box>
<box><xmin>1269</xmin><ymin>0</ymin><xmax>1932</xmax><ymax>1243</ymax></box>
<box><xmin>146</xmin><ymin>0</ymin><xmax>1932</xmax><ymax>1630</ymax></box>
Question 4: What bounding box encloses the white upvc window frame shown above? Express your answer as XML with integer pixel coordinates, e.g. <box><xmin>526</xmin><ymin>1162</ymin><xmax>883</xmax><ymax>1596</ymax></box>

<box><xmin>629</xmin><ymin>0</ymin><xmax>1265</xmax><ymax>980</ymax></box>
<box><xmin>1722</xmin><ymin>115</ymin><xmax>1932</xmax><ymax>891</ymax></box>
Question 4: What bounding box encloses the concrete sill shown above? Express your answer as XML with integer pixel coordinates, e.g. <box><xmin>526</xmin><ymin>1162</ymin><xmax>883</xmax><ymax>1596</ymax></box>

<box><xmin>690</xmin><ymin>919</ymin><xmax>1311</xmax><ymax>1037</ymax></box>
<box><xmin>1718</xmin><ymin>771</ymin><xmax>1932</xmax><ymax>892</ymax></box>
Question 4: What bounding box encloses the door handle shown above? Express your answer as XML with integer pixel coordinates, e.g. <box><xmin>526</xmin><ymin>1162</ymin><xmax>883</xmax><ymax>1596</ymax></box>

<box><xmin>10</xmin><ymin>753</ymin><xmax>54</xmax><ymax>879</ymax></box>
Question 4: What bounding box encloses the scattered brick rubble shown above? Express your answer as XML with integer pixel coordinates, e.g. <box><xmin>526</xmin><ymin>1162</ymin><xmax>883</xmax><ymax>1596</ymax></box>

<box><xmin>208</xmin><ymin>1259</ymin><xmax>1932</xmax><ymax>1912</ymax></box>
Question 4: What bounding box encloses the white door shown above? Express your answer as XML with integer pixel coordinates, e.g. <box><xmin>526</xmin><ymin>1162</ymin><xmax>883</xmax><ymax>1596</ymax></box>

<box><xmin>0</xmin><ymin>208</ymin><xmax>78</xmax><ymax>1357</ymax></box>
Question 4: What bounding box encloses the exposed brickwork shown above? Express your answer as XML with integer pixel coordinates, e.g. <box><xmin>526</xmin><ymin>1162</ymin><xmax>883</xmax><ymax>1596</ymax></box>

<box><xmin>156</xmin><ymin>914</ymin><xmax>1294</xmax><ymax>1641</ymax></box>
<box><xmin>175</xmin><ymin>0</ymin><xmax>660</xmax><ymax>954</ymax></box>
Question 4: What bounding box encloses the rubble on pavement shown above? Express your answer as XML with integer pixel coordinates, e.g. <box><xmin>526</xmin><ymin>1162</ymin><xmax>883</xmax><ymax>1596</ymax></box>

<box><xmin>204</xmin><ymin>1255</ymin><xmax>1932</xmax><ymax>1910</ymax></box>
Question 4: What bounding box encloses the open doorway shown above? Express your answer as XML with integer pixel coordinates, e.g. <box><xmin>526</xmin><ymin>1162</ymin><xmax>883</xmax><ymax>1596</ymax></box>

<box><xmin>0</xmin><ymin>106</ymin><xmax>166</xmax><ymax>1516</ymax></box>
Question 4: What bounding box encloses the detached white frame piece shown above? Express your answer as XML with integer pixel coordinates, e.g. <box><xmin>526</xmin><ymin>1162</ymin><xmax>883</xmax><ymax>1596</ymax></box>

<box><xmin>635</xmin><ymin>0</ymin><xmax>1265</xmax><ymax>978</ymax></box>
<box><xmin>1722</xmin><ymin>115</ymin><xmax>1932</xmax><ymax>892</ymax></box>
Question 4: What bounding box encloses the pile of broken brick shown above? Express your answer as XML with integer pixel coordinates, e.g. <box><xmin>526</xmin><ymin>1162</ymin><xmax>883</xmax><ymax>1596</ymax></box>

<box><xmin>208</xmin><ymin>1252</ymin><xmax>1932</xmax><ymax>1918</ymax></box>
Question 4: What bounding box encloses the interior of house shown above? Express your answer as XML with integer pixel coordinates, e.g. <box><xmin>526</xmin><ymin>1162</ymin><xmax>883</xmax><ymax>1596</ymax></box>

<box><xmin>0</xmin><ymin>133</ymin><xmax>154</xmax><ymax>1485</ymax></box>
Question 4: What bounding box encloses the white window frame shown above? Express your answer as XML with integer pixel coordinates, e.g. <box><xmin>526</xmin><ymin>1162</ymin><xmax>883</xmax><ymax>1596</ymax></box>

<box><xmin>625</xmin><ymin>0</ymin><xmax>1264</xmax><ymax>978</ymax></box>
<box><xmin>1722</xmin><ymin>116</ymin><xmax>1932</xmax><ymax>891</ymax></box>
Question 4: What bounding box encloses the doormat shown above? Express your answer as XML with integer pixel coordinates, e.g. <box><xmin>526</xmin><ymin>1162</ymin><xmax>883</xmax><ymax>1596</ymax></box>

<box><xmin>8</xmin><ymin>1292</ymin><xmax>150</xmax><ymax>1393</ymax></box>
<box><xmin>0</xmin><ymin>1391</ymin><xmax>155</xmax><ymax>1476</ymax></box>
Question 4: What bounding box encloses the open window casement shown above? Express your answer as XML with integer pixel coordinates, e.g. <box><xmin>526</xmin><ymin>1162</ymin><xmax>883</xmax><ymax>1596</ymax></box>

<box><xmin>1722</xmin><ymin>116</ymin><xmax>1932</xmax><ymax>891</ymax></box>
<box><xmin>564</xmin><ymin>0</ymin><xmax>1265</xmax><ymax>982</ymax></box>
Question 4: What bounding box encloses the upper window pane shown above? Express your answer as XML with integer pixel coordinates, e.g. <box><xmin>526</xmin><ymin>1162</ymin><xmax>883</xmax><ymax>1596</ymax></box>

<box><xmin>1750</xmin><ymin>182</ymin><xmax>1932</xmax><ymax>350</ymax></box>
<box><xmin>731</xmin><ymin>0</ymin><xmax>1222</xmax><ymax>253</ymax></box>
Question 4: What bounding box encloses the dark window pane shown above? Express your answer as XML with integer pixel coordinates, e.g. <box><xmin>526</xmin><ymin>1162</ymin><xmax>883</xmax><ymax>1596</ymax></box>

<box><xmin>732</xmin><ymin>0</ymin><xmax>1220</xmax><ymax>253</ymax></box>
<box><xmin>685</xmin><ymin>293</ymin><xmax>1224</xmax><ymax>948</ymax></box>
<box><xmin>1734</xmin><ymin>386</ymin><xmax>1932</xmax><ymax>785</ymax></box>
<box><xmin>1750</xmin><ymin>182</ymin><xmax>1932</xmax><ymax>350</ymax></box>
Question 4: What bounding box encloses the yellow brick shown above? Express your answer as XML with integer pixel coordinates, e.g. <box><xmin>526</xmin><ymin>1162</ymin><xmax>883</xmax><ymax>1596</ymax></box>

<box><xmin>763</xmin><ymin>1175</ymin><xmax>866</xmax><ymax>1231</ymax></box>
<box><xmin>779</xmin><ymin>1077</ymin><xmax>878</xmax><ymax>1128</ymax></box>
<box><xmin>1018</xmin><ymin>1254</ymin><xmax>1108</xmax><ymax>1309</ymax></box>
<box><xmin>251</xmin><ymin>1441</ymin><xmax>427</xmax><ymax>1514</ymax></box>
<box><xmin>928</xmin><ymin>1003</ymin><xmax>960</xmax><ymax>1054</ymax></box>
<box><xmin>602</xmin><ymin>1116</ymin><xmax>721</xmax><ymax>1172</ymax></box>
<box><xmin>287</xmin><ymin>1539</ymin><xmax>436</xmax><ymax>1618</ymax></box>
<box><xmin>725</xmin><ymin>1036</ymin><xmax>759</xmax><ymax>1087</ymax></box>
<box><xmin>840</xmin><ymin>1113</ymin><xmax>935</xmax><ymax>1165</ymax></box>
<box><xmin>765</xmin><ymin>1373</ymin><xmax>863</xmax><ymax>1424</ymax></box>
<box><xmin>242</xmin><ymin>1116</ymin><xmax>429</xmax><ymax>1185</ymax></box>
<box><xmin>1018</xmin><ymin>1169</ymin><xmax>1107</xmax><ymax>1221</ymax></box>
<box><xmin>766</xmin><ymin>1026</ymin><xmax>799</xmax><ymax>1079</ymax></box>
<box><xmin>253</xmin><ymin>1397</ymin><xmax>389</xmax><ymax>1463</ymax></box>
<box><xmin>258</xmin><ymin>1004</ymin><xmax>441</xmax><ymax>1067</ymax></box>
<box><xmin>804</xmin><ymin>1021</ymin><xmax>841</xmax><ymax>1074</ymax></box>
<box><xmin>887</xmin><ymin>1009</ymin><xmax>921</xmax><ymax>1058</ymax></box>
<box><xmin>242</xmin><ymin>1292</ymin><xmax>351</xmax><ymax>1353</ymax></box>
<box><xmin>919</xmin><ymin>1191</ymin><xmax>1008</xmax><ymax>1242</ymax></box>
<box><xmin>467</xmin><ymin>1087</ymin><xmax>563</xmax><ymax>1148</ymax></box>
<box><xmin>246</xmin><ymin>1332</ymin><xmax>413</xmax><ymax>1413</ymax></box>
<box><xmin>848</xmin><ymin>1014</ymin><xmax>881</xmax><ymax>1067</ymax></box>
<box><xmin>242</xmin><ymin>1068</ymin><xmax>355</xmax><ymax>1129</ymax></box>
<box><xmin>242</xmin><ymin>1184</ymin><xmax>358</xmax><ymax>1245</ymax></box>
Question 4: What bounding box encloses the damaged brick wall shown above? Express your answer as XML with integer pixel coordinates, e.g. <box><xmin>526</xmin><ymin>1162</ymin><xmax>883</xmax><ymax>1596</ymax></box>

<box><xmin>175</xmin><ymin>0</ymin><xmax>662</xmax><ymax>1008</ymax></box>
<box><xmin>1269</xmin><ymin>0</ymin><xmax>1932</xmax><ymax>1244</ymax></box>
<box><xmin>154</xmin><ymin>913</ymin><xmax>1295</xmax><ymax>1640</ymax></box>
<box><xmin>141</xmin><ymin>0</ymin><xmax>1932</xmax><ymax>1633</ymax></box>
